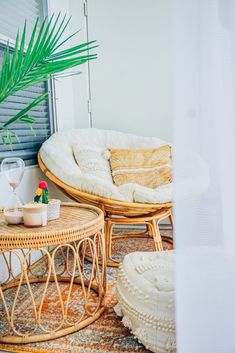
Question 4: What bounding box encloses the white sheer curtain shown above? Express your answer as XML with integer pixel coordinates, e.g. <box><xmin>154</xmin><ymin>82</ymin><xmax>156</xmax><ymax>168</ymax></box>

<box><xmin>173</xmin><ymin>1</ymin><xmax>235</xmax><ymax>352</ymax></box>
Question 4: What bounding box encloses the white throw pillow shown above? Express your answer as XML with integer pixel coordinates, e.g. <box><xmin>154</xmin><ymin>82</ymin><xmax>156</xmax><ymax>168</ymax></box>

<box><xmin>73</xmin><ymin>144</ymin><xmax>113</xmax><ymax>183</ymax></box>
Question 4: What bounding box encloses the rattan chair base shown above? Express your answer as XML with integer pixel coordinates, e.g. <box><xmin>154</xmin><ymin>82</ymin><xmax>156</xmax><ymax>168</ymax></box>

<box><xmin>105</xmin><ymin>208</ymin><xmax>173</xmax><ymax>267</ymax></box>
<box><xmin>85</xmin><ymin>209</ymin><xmax>173</xmax><ymax>267</ymax></box>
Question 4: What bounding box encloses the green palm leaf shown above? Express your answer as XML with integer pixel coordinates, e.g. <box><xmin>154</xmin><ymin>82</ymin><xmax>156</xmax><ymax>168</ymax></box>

<box><xmin>0</xmin><ymin>13</ymin><xmax>97</xmax><ymax>143</ymax></box>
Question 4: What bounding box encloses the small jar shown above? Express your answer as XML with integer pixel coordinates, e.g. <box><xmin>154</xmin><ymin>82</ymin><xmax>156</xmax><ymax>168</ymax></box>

<box><xmin>23</xmin><ymin>203</ymin><xmax>47</xmax><ymax>227</ymax></box>
<box><xmin>47</xmin><ymin>199</ymin><xmax>61</xmax><ymax>221</ymax></box>
<box><xmin>4</xmin><ymin>208</ymin><xmax>23</xmax><ymax>225</ymax></box>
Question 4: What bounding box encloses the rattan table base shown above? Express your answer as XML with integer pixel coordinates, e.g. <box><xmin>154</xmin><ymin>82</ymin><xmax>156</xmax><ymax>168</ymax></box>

<box><xmin>0</xmin><ymin>203</ymin><xmax>106</xmax><ymax>344</ymax></box>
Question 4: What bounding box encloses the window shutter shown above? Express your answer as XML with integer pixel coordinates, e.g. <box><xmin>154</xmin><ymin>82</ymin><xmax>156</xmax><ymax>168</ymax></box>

<box><xmin>0</xmin><ymin>0</ymin><xmax>44</xmax><ymax>43</ymax></box>
<box><xmin>0</xmin><ymin>1</ymin><xmax>53</xmax><ymax>166</ymax></box>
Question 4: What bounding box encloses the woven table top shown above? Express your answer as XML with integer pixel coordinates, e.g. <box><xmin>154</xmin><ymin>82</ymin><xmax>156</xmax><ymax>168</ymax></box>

<box><xmin>0</xmin><ymin>203</ymin><xmax>104</xmax><ymax>250</ymax></box>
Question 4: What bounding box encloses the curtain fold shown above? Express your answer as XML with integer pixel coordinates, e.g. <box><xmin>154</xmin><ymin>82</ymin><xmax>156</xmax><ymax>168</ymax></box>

<box><xmin>173</xmin><ymin>1</ymin><xmax>235</xmax><ymax>352</ymax></box>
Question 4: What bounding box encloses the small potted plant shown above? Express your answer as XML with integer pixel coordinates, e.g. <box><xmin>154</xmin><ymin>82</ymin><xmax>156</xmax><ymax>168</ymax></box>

<box><xmin>34</xmin><ymin>181</ymin><xmax>61</xmax><ymax>221</ymax></box>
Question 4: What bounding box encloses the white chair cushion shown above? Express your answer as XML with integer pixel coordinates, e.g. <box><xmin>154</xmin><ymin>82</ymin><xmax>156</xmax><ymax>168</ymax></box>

<box><xmin>40</xmin><ymin>128</ymin><xmax>172</xmax><ymax>203</ymax></box>
<box><xmin>115</xmin><ymin>251</ymin><xmax>176</xmax><ymax>353</ymax></box>
<box><xmin>134</xmin><ymin>183</ymin><xmax>173</xmax><ymax>204</ymax></box>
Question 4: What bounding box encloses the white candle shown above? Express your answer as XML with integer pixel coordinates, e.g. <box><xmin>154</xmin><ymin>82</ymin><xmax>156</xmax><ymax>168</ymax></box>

<box><xmin>23</xmin><ymin>203</ymin><xmax>47</xmax><ymax>227</ymax></box>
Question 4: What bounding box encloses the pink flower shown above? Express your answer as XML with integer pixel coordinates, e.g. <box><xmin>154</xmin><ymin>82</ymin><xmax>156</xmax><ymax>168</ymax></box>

<box><xmin>39</xmin><ymin>181</ymin><xmax>47</xmax><ymax>190</ymax></box>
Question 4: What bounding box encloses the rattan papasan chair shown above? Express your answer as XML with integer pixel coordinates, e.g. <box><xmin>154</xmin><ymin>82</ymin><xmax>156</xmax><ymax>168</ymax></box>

<box><xmin>38</xmin><ymin>128</ymin><xmax>173</xmax><ymax>266</ymax></box>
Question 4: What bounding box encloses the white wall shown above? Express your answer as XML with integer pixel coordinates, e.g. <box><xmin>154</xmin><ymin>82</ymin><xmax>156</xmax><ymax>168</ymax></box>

<box><xmin>46</xmin><ymin>0</ymin><xmax>173</xmax><ymax>141</ymax></box>
<box><xmin>88</xmin><ymin>0</ymin><xmax>172</xmax><ymax>141</ymax></box>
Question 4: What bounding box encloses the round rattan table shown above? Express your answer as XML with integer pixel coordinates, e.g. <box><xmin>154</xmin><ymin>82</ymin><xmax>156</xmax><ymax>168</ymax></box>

<box><xmin>0</xmin><ymin>203</ymin><xmax>106</xmax><ymax>344</ymax></box>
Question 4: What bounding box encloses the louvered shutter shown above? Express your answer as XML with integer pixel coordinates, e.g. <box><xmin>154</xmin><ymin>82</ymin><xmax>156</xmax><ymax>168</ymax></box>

<box><xmin>0</xmin><ymin>0</ymin><xmax>44</xmax><ymax>43</ymax></box>
<box><xmin>0</xmin><ymin>0</ymin><xmax>53</xmax><ymax>166</ymax></box>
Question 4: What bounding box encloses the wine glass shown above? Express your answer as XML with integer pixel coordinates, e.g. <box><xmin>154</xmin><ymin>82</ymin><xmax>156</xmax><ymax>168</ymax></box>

<box><xmin>1</xmin><ymin>158</ymin><xmax>25</xmax><ymax>224</ymax></box>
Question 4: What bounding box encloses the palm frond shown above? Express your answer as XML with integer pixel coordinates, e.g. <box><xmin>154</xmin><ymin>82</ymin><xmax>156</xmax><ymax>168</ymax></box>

<box><xmin>0</xmin><ymin>14</ymin><xmax>97</xmax><ymax>103</ymax></box>
<box><xmin>0</xmin><ymin>93</ymin><xmax>48</xmax><ymax>132</ymax></box>
<box><xmin>0</xmin><ymin>13</ymin><xmax>97</xmax><ymax>142</ymax></box>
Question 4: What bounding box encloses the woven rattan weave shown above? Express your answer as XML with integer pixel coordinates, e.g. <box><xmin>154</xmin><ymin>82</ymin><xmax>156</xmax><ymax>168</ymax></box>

<box><xmin>0</xmin><ymin>203</ymin><xmax>106</xmax><ymax>344</ymax></box>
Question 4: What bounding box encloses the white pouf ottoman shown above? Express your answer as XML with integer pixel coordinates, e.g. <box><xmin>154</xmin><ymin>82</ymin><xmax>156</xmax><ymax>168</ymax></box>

<box><xmin>115</xmin><ymin>251</ymin><xmax>176</xmax><ymax>353</ymax></box>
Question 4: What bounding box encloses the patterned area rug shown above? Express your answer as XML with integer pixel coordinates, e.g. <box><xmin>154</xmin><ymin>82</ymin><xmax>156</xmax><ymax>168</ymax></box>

<box><xmin>0</xmin><ymin>229</ymin><xmax>173</xmax><ymax>353</ymax></box>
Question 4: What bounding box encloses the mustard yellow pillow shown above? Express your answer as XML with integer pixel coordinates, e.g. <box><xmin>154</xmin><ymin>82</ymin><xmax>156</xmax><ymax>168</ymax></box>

<box><xmin>108</xmin><ymin>145</ymin><xmax>172</xmax><ymax>189</ymax></box>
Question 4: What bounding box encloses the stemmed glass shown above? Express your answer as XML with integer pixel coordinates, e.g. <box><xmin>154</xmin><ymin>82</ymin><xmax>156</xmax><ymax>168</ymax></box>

<box><xmin>1</xmin><ymin>158</ymin><xmax>25</xmax><ymax>224</ymax></box>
